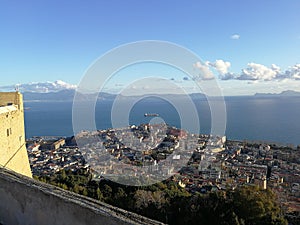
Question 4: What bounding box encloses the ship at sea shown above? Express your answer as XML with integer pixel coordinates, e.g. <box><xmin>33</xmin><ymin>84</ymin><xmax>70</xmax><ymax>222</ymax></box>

<box><xmin>144</xmin><ymin>113</ymin><xmax>159</xmax><ymax>117</ymax></box>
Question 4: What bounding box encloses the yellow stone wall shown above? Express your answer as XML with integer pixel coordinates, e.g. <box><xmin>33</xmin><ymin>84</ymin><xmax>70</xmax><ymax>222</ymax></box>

<box><xmin>0</xmin><ymin>92</ymin><xmax>32</xmax><ymax>177</ymax></box>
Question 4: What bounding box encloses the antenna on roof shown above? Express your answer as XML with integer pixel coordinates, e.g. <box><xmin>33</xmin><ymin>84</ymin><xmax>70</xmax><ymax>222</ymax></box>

<box><xmin>15</xmin><ymin>84</ymin><xmax>20</xmax><ymax>92</ymax></box>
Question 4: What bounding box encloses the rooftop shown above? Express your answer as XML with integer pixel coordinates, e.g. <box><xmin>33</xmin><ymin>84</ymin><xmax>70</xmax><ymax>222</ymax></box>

<box><xmin>0</xmin><ymin>105</ymin><xmax>18</xmax><ymax>114</ymax></box>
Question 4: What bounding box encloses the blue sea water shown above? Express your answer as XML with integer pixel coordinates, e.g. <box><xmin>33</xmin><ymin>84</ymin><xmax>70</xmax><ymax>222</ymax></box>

<box><xmin>24</xmin><ymin>96</ymin><xmax>300</xmax><ymax>145</ymax></box>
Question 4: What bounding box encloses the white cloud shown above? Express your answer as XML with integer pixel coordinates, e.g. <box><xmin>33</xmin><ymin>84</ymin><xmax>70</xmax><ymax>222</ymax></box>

<box><xmin>0</xmin><ymin>80</ymin><xmax>77</xmax><ymax>93</ymax></box>
<box><xmin>208</xmin><ymin>59</ymin><xmax>231</xmax><ymax>75</ymax></box>
<box><xmin>231</xmin><ymin>34</ymin><xmax>240</xmax><ymax>40</ymax></box>
<box><xmin>221</xmin><ymin>72</ymin><xmax>236</xmax><ymax>80</ymax></box>
<box><xmin>233</xmin><ymin>63</ymin><xmax>300</xmax><ymax>81</ymax></box>
<box><xmin>284</xmin><ymin>64</ymin><xmax>300</xmax><ymax>79</ymax></box>
<box><xmin>197</xmin><ymin>60</ymin><xmax>300</xmax><ymax>82</ymax></box>
<box><xmin>271</xmin><ymin>64</ymin><xmax>281</xmax><ymax>73</ymax></box>
<box><xmin>238</xmin><ymin>63</ymin><xmax>280</xmax><ymax>81</ymax></box>
<box><xmin>193</xmin><ymin>61</ymin><xmax>215</xmax><ymax>80</ymax></box>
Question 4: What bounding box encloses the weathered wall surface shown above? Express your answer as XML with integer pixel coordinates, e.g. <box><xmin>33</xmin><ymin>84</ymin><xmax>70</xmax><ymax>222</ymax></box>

<box><xmin>0</xmin><ymin>92</ymin><xmax>32</xmax><ymax>177</ymax></box>
<box><xmin>0</xmin><ymin>169</ymin><xmax>163</xmax><ymax>225</ymax></box>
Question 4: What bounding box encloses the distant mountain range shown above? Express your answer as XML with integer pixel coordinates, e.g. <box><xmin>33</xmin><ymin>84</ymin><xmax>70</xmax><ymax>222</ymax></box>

<box><xmin>22</xmin><ymin>89</ymin><xmax>77</xmax><ymax>101</ymax></box>
<box><xmin>20</xmin><ymin>89</ymin><xmax>209</xmax><ymax>102</ymax></box>
<box><xmin>22</xmin><ymin>89</ymin><xmax>117</xmax><ymax>102</ymax></box>
<box><xmin>0</xmin><ymin>80</ymin><xmax>77</xmax><ymax>93</ymax></box>
<box><xmin>20</xmin><ymin>89</ymin><xmax>300</xmax><ymax>102</ymax></box>
<box><xmin>1</xmin><ymin>80</ymin><xmax>300</xmax><ymax>101</ymax></box>
<box><xmin>254</xmin><ymin>90</ymin><xmax>300</xmax><ymax>97</ymax></box>
<box><xmin>0</xmin><ymin>80</ymin><xmax>208</xmax><ymax>101</ymax></box>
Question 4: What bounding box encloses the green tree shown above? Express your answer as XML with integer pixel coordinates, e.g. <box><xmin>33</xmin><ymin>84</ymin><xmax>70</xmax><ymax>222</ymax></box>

<box><xmin>96</xmin><ymin>188</ymin><xmax>103</xmax><ymax>201</ymax></box>
<box><xmin>82</xmin><ymin>188</ymin><xmax>88</xmax><ymax>196</ymax></box>
<box><xmin>73</xmin><ymin>184</ymin><xmax>80</xmax><ymax>194</ymax></box>
<box><xmin>102</xmin><ymin>184</ymin><xmax>112</xmax><ymax>202</ymax></box>
<box><xmin>231</xmin><ymin>186</ymin><xmax>287</xmax><ymax>225</ymax></box>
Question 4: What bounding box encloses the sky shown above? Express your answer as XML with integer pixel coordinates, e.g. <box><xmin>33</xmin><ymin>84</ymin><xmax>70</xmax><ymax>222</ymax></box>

<box><xmin>0</xmin><ymin>0</ymin><xmax>300</xmax><ymax>95</ymax></box>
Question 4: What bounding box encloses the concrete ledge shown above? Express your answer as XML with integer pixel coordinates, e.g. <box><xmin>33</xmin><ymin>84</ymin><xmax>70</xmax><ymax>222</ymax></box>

<box><xmin>0</xmin><ymin>168</ymin><xmax>164</xmax><ymax>225</ymax></box>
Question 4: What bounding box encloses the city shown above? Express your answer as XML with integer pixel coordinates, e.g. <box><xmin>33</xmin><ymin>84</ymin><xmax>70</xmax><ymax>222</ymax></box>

<box><xmin>27</xmin><ymin>123</ymin><xmax>300</xmax><ymax>223</ymax></box>
<box><xmin>1</xmin><ymin>1</ymin><xmax>300</xmax><ymax>224</ymax></box>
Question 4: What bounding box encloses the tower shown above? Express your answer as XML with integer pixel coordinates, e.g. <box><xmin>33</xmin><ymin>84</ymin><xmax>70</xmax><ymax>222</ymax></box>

<box><xmin>0</xmin><ymin>92</ymin><xmax>32</xmax><ymax>177</ymax></box>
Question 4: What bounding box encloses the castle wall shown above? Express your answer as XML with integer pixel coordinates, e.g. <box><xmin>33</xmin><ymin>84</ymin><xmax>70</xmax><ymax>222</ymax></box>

<box><xmin>0</xmin><ymin>92</ymin><xmax>163</xmax><ymax>224</ymax></box>
<box><xmin>0</xmin><ymin>169</ymin><xmax>163</xmax><ymax>225</ymax></box>
<box><xmin>0</xmin><ymin>92</ymin><xmax>32</xmax><ymax>177</ymax></box>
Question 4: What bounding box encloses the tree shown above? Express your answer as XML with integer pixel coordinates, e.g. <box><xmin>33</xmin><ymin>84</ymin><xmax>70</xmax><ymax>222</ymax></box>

<box><xmin>96</xmin><ymin>188</ymin><xmax>103</xmax><ymax>201</ymax></box>
<box><xmin>113</xmin><ymin>187</ymin><xmax>127</xmax><ymax>208</ymax></box>
<box><xmin>133</xmin><ymin>189</ymin><xmax>168</xmax><ymax>222</ymax></box>
<box><xmin>231</xmin><ymin>186</ymin><xmax>288</xmax><ymax>225</ymax></box>
<box><xmin>82</xmin><ymin>188</ymin><xmax>88</xmax><ymax>196</ymax></box>
<box><xmin>73</xmin><ymin>184</ymin><xmax>80</xmax><ymax>194</ymax></box>
<box><xmin>102</xmin><ymin>184</ymin><xmax>112</xmax><ymax>202</ymax></box>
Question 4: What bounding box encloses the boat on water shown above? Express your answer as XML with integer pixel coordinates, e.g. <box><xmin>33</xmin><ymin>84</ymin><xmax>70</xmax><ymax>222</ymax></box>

<box><xmin>144</xmin><ymin>113</ymin><xmax>159</xmax><ymax>117</ymax></box>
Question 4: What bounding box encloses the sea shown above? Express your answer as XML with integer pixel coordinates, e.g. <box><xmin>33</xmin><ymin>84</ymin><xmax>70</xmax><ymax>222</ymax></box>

<box><xmin>24</xmin><ymin>96</ymin><xmax>300</xmax><ymax>146</ymax></box>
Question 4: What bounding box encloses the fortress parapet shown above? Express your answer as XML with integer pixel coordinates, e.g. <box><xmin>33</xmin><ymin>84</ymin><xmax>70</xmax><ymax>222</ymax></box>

<box><xmin>0</xmin><ymin>92</ymin><xmax>32</xmax><ymax>177</ymax></box>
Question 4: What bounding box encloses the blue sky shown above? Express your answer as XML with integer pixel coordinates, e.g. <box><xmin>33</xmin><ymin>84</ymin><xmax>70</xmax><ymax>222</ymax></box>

<box><xmin>0</xmin><ymin>0</ymin><xmax>300</xmax><ymax>95</ymax></box>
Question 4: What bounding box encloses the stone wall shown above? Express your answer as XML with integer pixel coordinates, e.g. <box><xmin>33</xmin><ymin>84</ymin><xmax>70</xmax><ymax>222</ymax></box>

<box><xmin>0</xmin><ymin>169</ymin><xmax>163</xmax><ymax>225</ymax></box>
<box><xmin>0</xmin><ymin>92</ymin><xmax>32</xmax><ymax>177</ymax></box>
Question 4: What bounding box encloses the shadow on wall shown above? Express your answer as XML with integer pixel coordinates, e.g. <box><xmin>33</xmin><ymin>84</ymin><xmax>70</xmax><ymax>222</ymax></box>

<box><xmin>0</xmin><ymin>168</ymin><xmax>163</xmax><ymax>225</ymax></box>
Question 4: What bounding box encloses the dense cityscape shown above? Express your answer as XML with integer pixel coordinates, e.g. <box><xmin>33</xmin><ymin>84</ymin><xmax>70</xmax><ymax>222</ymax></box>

<box><xmin>1</xmin><ymin>1</ymin><xmax>300</xmax><ymax>224</ymax></box>
<box><xmin>27</xmin><ymin>123</ymin><xmax>300</xmax><ymax>224</ymax></box>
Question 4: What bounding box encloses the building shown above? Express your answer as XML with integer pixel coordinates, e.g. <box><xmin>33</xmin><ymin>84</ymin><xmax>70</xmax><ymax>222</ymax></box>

<box><xmin>40</xmin><ymin>138</ymin><xmax>66</xmax><ymax>150</ymax></box>
<box><xmin>0</xmin><ymin>92</ymin><xmax>162</xmax><ymax>224</ymax></box>
<box><xmin>0</xmin><ymin>92</ymin><xmax>32</xmax><ymax>177</ymax></box>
